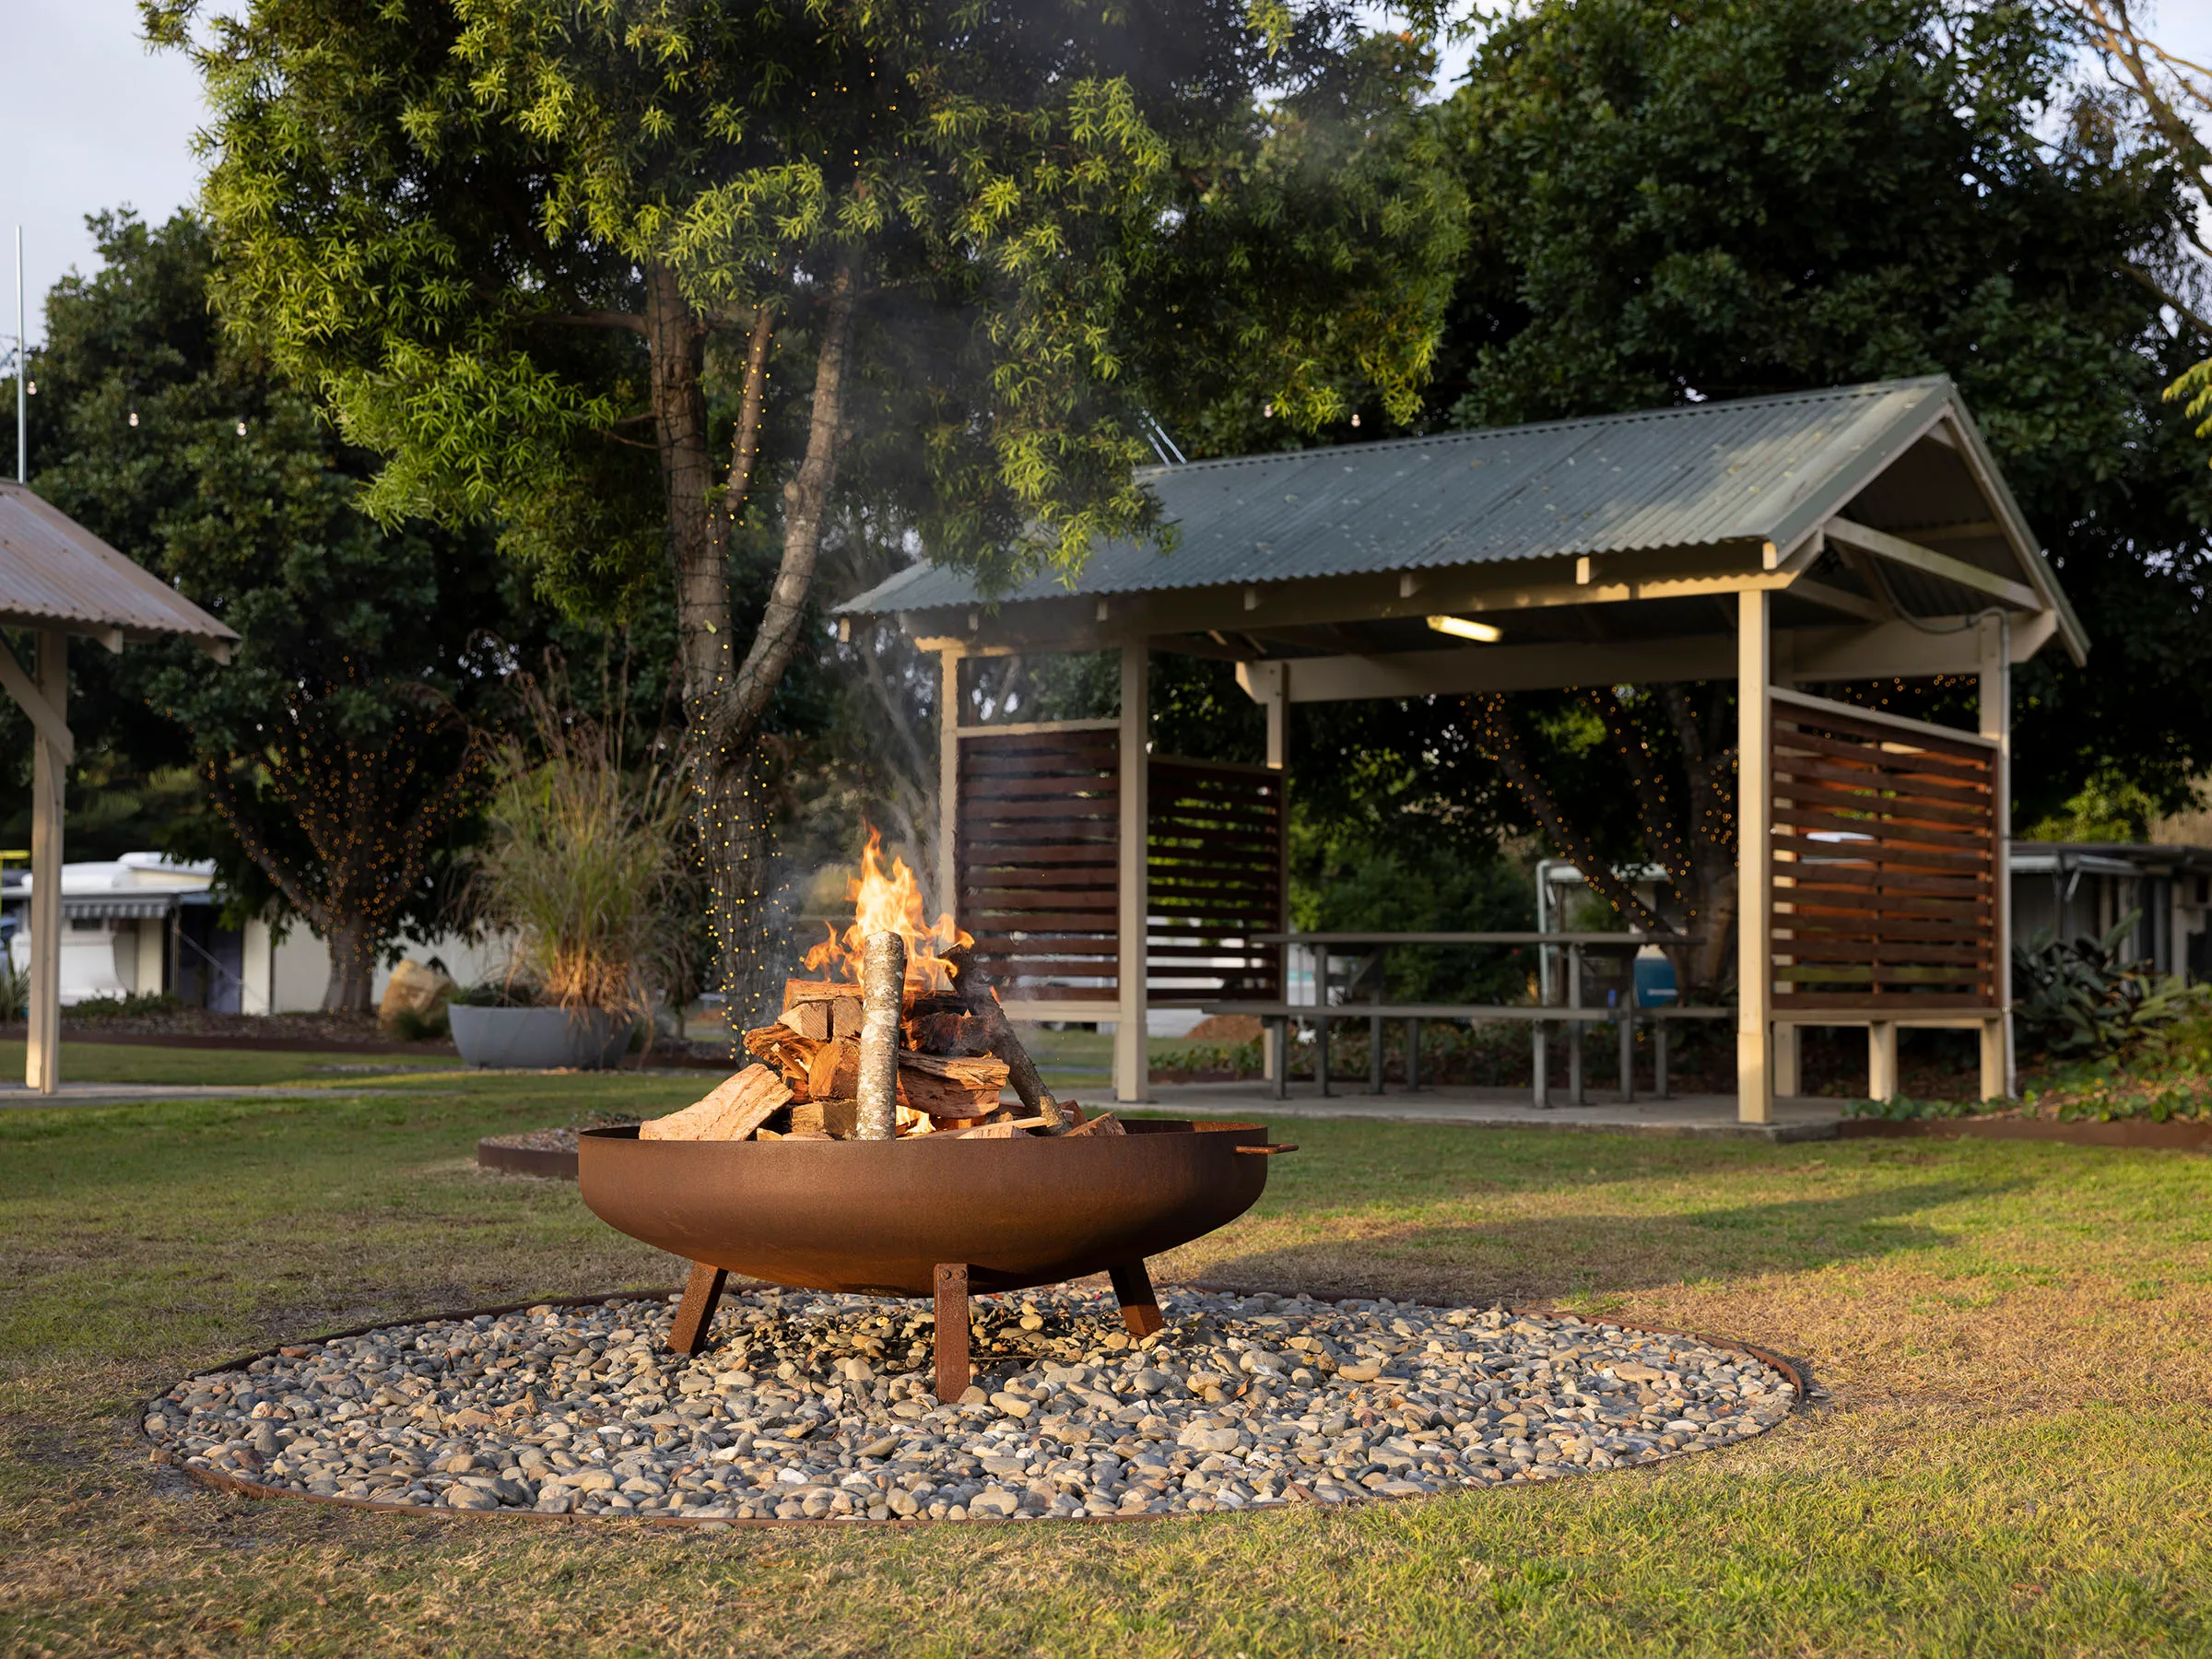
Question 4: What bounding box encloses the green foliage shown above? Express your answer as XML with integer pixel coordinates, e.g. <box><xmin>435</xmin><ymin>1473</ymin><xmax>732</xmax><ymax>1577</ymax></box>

<box><xmin>13</xmin><ymin>211</ymin><xmax>536</xmax><ymax>998</ymax></box>
<box><xmin>1841</xmin><ymin>1094</ymin><xmax>1979</xmax><ymax>1122</ymax></box>
<box><xmin>2020</xmin><ymin>992</ymin><xmax>2212</xmax><ymax>1121</ymax></box>
<box><xmin>2017</xmin><ymin>769</ymin><xmax>2164</xmax><ymax>842</ymax></box>
<box><xmin>386</xmin><ymin>1005</ymin><xmax>451</xmax><ymax>1042</ymax></box>
<box><xmin>2011</xmin><ymin>912</ymin><xmax>2197</xmax><ymax>1058</ymax></box>
<box><xmin>65</xmin><ymin>992</ymin><xmax>183</xmax><ymax>1021</ymax></box>
<box><xmin>159</xmin><ymin>0</ymin><xmax>1464</xmax><ymax>599</ymax></box>
<box><xmin>0</xmin><ymin>956</ymin><xmax>27</xmax><ymax>1024</ymax></box>
<box><xmin>1288</xmin><ymin>804</ymin><xmax>1535</xmax><ymax>1004</ymax></box>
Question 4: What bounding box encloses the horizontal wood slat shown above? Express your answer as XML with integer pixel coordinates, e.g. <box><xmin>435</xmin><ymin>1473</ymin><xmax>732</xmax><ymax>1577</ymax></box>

<box><xmin>956</xmin><ymin>735</ymin><xmax>1286</xmax><ymax>1006</ymax></box>
<box><xmin>1147</xmin><ymin>755</ymin><xmax>1283</xmax><ymax>1005</ymax></box>
<box><xmin>1771</xmin><ymin>754</ymin><xmax>1991</xmax><ymax>805</ymax></box>
<box><xmin>1778</xmin><ymin>776</ymin><xmax>1991</xmax><ymax>827</ymax></box>
<box><xmin>959</xmin><ymin>729</ymin><xmax>1123</xmax><ymax>1002</ymax></box>
<box><xmin>1772</xmin><ymin>726</ymin><xmax>1990</xmax><ymax>784</ymax></box>
<box><xmin>1770</xmin><ymin>698</ymin><xmax>1999</xmax><ymax>1010</ymax></box>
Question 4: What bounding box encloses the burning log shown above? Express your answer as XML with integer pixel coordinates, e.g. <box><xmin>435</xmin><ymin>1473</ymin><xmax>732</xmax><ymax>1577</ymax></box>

<box><xmin>854</xmin><ymin>932</ymin><xmax>905</xmax><ymax>1141</ymax></box>
<box><xmin>896</xmin><ymin>1051</ymin><xmax>1012</xmax><ymax>1118</ymax></box>
<box><xmin>780</xmin><ymin>980</ymin><xmax>863</xmax><ymax>1041</ymax></box>
<box><xmin>943</xmin><ymin>945</ymin><xmax>1073</xmax><ymax>1135</ymax></box>
<box><xmin>639</xmin><ymin>1065</ymin><xmax>791</xmax><ymax>1141</ymax></box>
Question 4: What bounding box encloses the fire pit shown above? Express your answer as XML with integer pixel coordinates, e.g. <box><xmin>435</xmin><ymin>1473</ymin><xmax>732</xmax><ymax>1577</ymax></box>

<box><xmin>578</xmin><ymin>834</ymin><xmax>1295</xmax><ymax>1398</ymax></box>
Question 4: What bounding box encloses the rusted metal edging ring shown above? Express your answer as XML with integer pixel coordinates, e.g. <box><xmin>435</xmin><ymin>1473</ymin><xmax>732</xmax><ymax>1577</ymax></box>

<box><xmin>139</xmin><ymin>1285</ymin><xmax>1806</xmax><ymax>1531</ymax></box>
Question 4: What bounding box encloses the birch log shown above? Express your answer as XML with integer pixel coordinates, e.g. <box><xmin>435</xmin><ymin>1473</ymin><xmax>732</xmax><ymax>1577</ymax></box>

<box><xmin>854</xmin><ymin>931</ymin><xmax>905</xmax><ymax>1140</ymax></box>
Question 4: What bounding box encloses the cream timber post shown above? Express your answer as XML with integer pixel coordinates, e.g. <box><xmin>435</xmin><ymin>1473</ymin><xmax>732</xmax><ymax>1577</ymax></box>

<box><xmin>1979</xmin><ymin>613</ymin><xmax>2014</xmax><ymax>1099</ymax></box>
<box><xmin>1736</xmin><ymin>591</ymin><xmax>1774</xmax><ymax>1124</ymax></box>
<box><xmin>28</xmin><ymin>631</ymin><xmax>66</xmax><ymax>1095</ymax></box>
<box><xmin>1114</xmin><ymin>641</ymin><xmax>1151</xmax><ymax>1104</ymax></box>
<box><xmin>1868</xmin><ymin>1022</ymin><xmax>1900</xmax><ymax>1103</ymax></box>
<box><xmin>1772</xmin><ymin>1025</ymin><xmax>1800</xmax><ymax>1100</ymax></box>
<box><xmin>936</xmin><ymin>647</ymin><xmax>962</xmax><ymax>923</ymax></box>
<box><xmin>1237</xmin><ymin>660</ymin><xmax>1291</xmax><ymax>1083</ymax></box>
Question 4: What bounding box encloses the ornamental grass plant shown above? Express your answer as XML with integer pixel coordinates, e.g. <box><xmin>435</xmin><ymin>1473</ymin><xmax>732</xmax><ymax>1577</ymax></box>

<box><xmin>471</xmin><ymin>671</ymin><xmax>688</xmax><ymax>1023</ymax></box>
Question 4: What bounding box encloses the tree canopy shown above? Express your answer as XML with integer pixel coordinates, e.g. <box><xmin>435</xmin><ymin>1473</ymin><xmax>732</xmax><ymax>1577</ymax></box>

<box><xmin>15</xmin><ymin>211</ymin><xmax>525</xmax><ymax>1008</ymax></box>
<box><xmin>159</xmin><ymin>0</ymin><xmax>1467</xmax><ymax>1015</ymax></box>
<box><xmin>1434</xmin><ymin>0</ymin><xmax>2212</xmax><ymax>830</ymax></box>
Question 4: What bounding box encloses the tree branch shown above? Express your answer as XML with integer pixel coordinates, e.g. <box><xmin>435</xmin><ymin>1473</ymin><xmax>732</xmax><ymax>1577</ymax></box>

<box><xmin>1465</xmin><ymin>693</ymin><xmax>1671</xmax><ymax>934</ymax></box>
<box><xmin>1587</xmin><ymin>687</ymin><xmax>1689</xmax><ymax>889</ymax></box>
<box><xmin>722</xmin><ymin>261</ymin><xmax>859</xmax><ymax>743</ymax></box>
<box><xmin>722</xmin><ymin>299</ymin><xmax>778</xmax><ymax>533</ymax></box>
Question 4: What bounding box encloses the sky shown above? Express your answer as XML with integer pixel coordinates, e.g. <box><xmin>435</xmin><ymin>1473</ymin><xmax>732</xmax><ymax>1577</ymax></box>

<box><xmin>6</xmin><ymin>0</ymin><xmax>2212</xmax><ymax>355</ymax></box>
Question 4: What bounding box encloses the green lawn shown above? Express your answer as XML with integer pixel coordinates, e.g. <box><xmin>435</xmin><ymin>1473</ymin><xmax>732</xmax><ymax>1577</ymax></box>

<box><xmin>0</xmin><ymin>1038</ymin><xmax>464</xmax><ymax>1088</ymax></box>
<box><xmin>1</xmin><ymin>1071</ymin><xmax>2207</xmax><ymax>1655</ymax></box>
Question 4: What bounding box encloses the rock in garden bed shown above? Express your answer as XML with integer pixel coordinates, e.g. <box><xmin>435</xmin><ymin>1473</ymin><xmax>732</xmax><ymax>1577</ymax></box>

<box><xmin>144</xmin><ymin>1288</ymin><xmax>1798</xmax><ymax>1523</ymax></box>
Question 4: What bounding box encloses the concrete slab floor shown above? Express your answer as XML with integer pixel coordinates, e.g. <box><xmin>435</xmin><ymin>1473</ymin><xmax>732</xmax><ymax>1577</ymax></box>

<box><xmin>1134</xmin><ymin>1080</ymin><xmax>1845</xmax><ymax>1141</ymax></box>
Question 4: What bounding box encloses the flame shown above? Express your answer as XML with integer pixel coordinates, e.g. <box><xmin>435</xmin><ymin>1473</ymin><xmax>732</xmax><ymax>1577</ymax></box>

<box><xmin>803</xmin><ymin>828</ymin><xmax>971</xmax><ymax>995</ymax></box>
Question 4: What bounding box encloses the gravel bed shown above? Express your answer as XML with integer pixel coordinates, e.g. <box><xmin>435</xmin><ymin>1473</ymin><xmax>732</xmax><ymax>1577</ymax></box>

<box><xmin>144</xmin><ymin>1288</ymin><xmax>1796</xmax><ymax>1523</ymax></box>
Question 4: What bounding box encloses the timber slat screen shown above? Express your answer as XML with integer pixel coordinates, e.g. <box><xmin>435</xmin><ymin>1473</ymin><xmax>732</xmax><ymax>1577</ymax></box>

<box><xmin>956</xmin><ymin>735</ymin><xmax>1287</xmax><ymax>1008</ymax></box>
<box><xmin>958</xmin><ymin>726</ymin><xmax>1121</xmax><ymax>1004</ymax></box>
<box><xmin>1770</xmin><ymin>693</ymin><xmax>2000</xmax><ymax>1014</ymax></box>
<box><xmin>1147</xmin><ymin>757</ymin><xmax>1285</xmax><ymax>1008</ymax></box>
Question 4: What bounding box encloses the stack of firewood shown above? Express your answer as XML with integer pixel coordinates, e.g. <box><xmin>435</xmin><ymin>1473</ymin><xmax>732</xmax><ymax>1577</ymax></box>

<box><xmin>641</xmin><ymin>951</ymin><xmax>1124</xmax><ymax>1144</ymax></box>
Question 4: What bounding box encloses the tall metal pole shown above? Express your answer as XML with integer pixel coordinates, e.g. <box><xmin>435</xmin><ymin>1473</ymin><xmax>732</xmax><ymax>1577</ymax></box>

<box><xmin>15</xmin><ymin>226</ymin><xmax>25</xmax><ymax>482</ymax></box>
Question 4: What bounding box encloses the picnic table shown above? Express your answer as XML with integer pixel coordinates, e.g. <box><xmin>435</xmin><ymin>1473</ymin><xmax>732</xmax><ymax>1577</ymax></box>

<box><xmin>1206</xmin><ymin>931</ymin><xmax>1728</xmax><ymax>1107</ymax></box>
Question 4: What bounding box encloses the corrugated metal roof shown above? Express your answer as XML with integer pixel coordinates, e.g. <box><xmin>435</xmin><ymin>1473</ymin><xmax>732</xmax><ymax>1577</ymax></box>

<box><xmin>0</xmin><ymin>482</ymin><xmax>237</xmax><ymax>643</ymax></box>
<box><xmin>840</xmin><ymin>376</ymin><xmax>1980</xmax><ymax>614</ymax></box>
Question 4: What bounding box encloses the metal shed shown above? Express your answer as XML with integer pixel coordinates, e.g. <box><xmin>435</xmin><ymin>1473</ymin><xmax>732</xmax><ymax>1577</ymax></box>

<box><xmin>0</xmin><ymin>481</ymin><xmax>237</xmax><ymax>1093</ymax></box>
<box><xmin>838</xmin><ymin>376</ymin><xmax>2086</xmax><ymax>1121</ymax></box>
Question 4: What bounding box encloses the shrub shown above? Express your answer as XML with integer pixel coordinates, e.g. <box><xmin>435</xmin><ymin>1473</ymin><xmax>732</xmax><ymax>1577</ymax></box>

<box><xmin>0</xmin><ymin>956</ymin><xmax>26</xmax><ymax>1022</ymax></box>
<box><xmin>469</xmin><ymin>672</ymin><xmax>688</xmax><ymax>1019</ymax></box>
<box><xmin>1841</xmin><ymin>1094</ymin><xmax>1977</xmax><ymax>1122</ymax></box>
<box><xmin>65</xmin><ymin>992</ymin><xmax>182</xmax><ymax>1020</ymax></box>
<box><xmin>2012</xmin><ymin>912</ymin><xmax>2194</xmax><ymax>1059</ymax></box>
<box><xmin>387</xmin><ymin>1005</ymin><xmax>450</xmax><ymax>1041</ymax></box>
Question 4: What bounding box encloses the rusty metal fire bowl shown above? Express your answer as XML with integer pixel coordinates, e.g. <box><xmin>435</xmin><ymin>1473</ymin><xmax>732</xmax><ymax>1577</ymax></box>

<box><xmin>577</xmin><ymin>1118</ymin><xmax>1274</xmax><ymax>1299</ymax></box>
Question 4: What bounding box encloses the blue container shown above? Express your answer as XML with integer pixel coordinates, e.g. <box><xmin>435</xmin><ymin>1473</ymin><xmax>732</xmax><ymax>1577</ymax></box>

<box><xmin>1632</xmin><ymin>946</ymin><xmax>1678</xmax><ymax>1008</ymax></box>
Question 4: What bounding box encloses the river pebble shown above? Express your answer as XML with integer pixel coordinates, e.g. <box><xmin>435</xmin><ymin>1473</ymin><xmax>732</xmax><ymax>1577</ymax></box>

<box><xmin>144</xmin><ymin>1288</ymin><xmax>1795</xmax><ymax>1522</ymax></box>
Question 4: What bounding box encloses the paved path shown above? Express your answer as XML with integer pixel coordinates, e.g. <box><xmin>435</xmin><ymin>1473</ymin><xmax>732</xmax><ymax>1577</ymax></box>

<box><xmin>1138</xmin><ymin>1081</ymin><xmax>1844</xmax><ymax>1141</ymax></box>
<box><xmin>0</xmin><ymin>1081</ymin><xmax>342</xmax><ymax>1109</ymax></box>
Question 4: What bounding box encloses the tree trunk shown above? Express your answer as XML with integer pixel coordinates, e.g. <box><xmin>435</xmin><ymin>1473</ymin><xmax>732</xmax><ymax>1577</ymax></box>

<box><xmin>648</xmin><ymin>257</ymin><xmax>860</xmax><ymax>1028</ymax></box>
<box><xmin>696</xmin><ymin>736</ymin><xmax>781</xmax><ymax>1029</ymax></box>
<box><xmin>321</xmin><ymin>914</ymin><xmax>378</xmax><ymax>1012</ymax></box>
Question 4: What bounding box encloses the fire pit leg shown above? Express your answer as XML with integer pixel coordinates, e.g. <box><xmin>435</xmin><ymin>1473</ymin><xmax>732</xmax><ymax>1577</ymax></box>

<box><xmin>1109</xmin><ymin>1260</ymin><xmax>1165</xmax><ymax>1338</ymax></box>
<box><xmin>934</xmin><ymin>1263</ymin><xmax>973</xmax><ymax>1402</ymax></box>
<box><xmin>669</xmin><ymin>1261</ymin><xmax>728</xmax><ymax>1356</ymax></box>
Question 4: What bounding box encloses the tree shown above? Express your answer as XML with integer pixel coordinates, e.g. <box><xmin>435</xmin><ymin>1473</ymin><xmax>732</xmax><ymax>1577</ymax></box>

<box><xmin>1388</xmin><ymin>0</ymin><xmax>2212</xmax><ymax>981</ymax></box>
<box><xmin>156</xmin><ymin>0</ymin><xmax>1465</xmax><ymax>1018</ymax></box>
<box><xmin>24</xmin><ymin>211</ymin><xmax>524</xmax><ymax>1009</ymax></box>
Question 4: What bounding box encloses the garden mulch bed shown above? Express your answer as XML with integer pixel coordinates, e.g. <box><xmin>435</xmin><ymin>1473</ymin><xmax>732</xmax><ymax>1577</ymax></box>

<box><xmin>1841</xmin><ymin>1114</ymin><xmax>2212</xmax><ymax>1150</ymax></box>
<box><xmin>478</xmin><ymin>1122</ymin><xmax>643</xmax><ymax>1180</ymax></box>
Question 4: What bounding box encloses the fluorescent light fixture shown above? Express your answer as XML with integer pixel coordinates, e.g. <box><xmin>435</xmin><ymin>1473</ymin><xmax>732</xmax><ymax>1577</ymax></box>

<box><xmin>1426</xmin><ymin>614</ymin><xmax>1503</xmax><ymax>644</ymax></box>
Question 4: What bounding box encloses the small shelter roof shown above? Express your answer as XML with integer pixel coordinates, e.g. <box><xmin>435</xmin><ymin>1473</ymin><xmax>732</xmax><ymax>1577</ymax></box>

<box><xmin>0</xmin><ymin>482</ymin><xmax>237</xmax><ymax>652</ymax></box>
<box><xmin>839</xmin><ymin>376</ymin><xmax>2085</xmax><ymax>676</ymax></box>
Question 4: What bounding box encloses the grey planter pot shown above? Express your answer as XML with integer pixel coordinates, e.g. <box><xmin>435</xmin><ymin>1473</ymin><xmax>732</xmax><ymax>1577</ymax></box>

<box><xmin>449</xmin><ymin>1005</ymin><xmax>631</xmax><ymax>1071</ymax></box>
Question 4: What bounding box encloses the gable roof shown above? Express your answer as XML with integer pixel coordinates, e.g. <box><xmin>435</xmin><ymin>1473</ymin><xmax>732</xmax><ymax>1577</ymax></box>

<box><xmin>839</xmin><ymin>375</ymin><xmax>2084</xmax><ymax>662</ymax></box>
<box><xmin>0</xmin><ymin>482</ymin><xmax>238</xmax><ymax>650</ymax></box>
